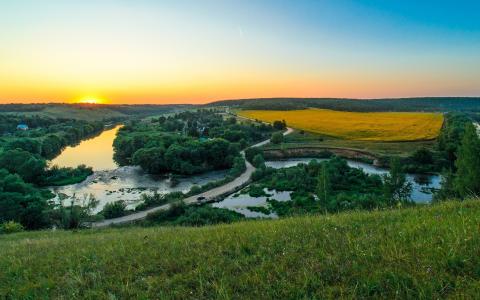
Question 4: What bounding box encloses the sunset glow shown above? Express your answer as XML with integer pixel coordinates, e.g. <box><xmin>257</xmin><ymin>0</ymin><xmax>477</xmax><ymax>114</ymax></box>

<box><xmin>76</xmin><ymin>98</ymin><xmax>104</xmax><ymax>105</ymax></box>
<box><xmin>1</xmin><ymin>1</ymin><xmax>479</xmax><ymax>104</ymax></box>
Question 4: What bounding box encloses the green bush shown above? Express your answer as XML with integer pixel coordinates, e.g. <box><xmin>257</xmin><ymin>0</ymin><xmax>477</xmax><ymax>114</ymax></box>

<box><xmin>0</xmin><ymin>221</ymin><xmax>24</xmax><ymax>234</ymax></box>
<box><xmin>270</xmin><ymin>132</ymin><xmax>284</xmax><ymax>144</ymax></box>
<box><xmin>101</xmin><ymin>201</ymin><xmax>127</xmax><ymax>219</ymax></box>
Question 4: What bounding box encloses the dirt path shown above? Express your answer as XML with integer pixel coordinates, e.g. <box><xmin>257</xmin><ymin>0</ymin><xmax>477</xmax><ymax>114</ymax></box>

<box><xmin>92</xmin><ymin>127</ymin><xmax>293</xmax><ymax>227</ymax></box>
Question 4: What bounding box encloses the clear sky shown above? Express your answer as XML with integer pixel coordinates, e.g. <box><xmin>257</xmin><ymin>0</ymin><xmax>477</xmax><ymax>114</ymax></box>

<box><xmin>1</xmin><ymin>0</ymin><xmax>479</xmax><ymax>104</ymax></box>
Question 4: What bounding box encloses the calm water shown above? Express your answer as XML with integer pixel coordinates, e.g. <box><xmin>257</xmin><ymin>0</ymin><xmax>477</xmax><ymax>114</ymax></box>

<box><xmin>50</xmin><ymin>125</ymin><xmax>122</xmax><ymax>171</ymax></box>
<box><xmin>212</xmin><ymin>188</ymin><xmax>291</xmax><ymax>218</ymax></box>
<box><xmin>215</xmin><ymin>158</ymin><xmax>441</xmax><ymax>219</ymax></box>
<box><xmin>49</xmin><ymin>124</ymin><xmax>229</xmax><ymax>212</ymax></box>
<box><xmin>52</xmin><ymin>166</ymin><xmax>228</xmax><ymax>213</ymax></box>
<box><xmin>265</xmin><ymin>158</ymin><xmax>442</xmax><ymax>203</ymax></box>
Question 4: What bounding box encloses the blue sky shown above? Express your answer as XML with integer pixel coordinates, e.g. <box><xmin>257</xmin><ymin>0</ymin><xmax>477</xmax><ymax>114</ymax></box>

<box><xmin>1</xmin><ymin>0</ymin><xmax>479</xmax><ymax>103</ymax></box>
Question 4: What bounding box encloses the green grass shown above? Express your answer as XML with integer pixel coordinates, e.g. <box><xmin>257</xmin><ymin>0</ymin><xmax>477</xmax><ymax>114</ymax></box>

<box><xmin>0</xmin><ymin>105</ymin><xmax>126</xmax><ymax>121</ymax></box>
<box><xmin>266</xmin><ymin>130</ymin><xmax>436</xmax><ymax>157</ymax></box>
<box><xmin>1</xmin><ymin>200</ymin><xmax>480</xmax><ymax>298</ymax></box>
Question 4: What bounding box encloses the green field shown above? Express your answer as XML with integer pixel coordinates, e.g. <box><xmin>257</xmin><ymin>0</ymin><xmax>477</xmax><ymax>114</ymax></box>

<box><xmin>1</xmin><ymin>200</ymin><xmax>479</xmax><ymax>298</ymax></box>
<box><xmin>264</xmin><ymin>130</ymin><xmax>436</xmax><ymax>157</ymax></box>
<box><xmin>0</xmin><ymin>105</ymin><xmax>126</xmax><ymax>121</ymax></box>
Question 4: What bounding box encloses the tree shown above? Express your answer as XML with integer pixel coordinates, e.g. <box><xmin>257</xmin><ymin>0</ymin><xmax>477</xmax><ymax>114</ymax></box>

<box><xmin>316</xmin><ymin>164</ymin><xmax>331</xmax><ymax>207</ymax></box>
<box><xmin>411</xmin><ymin>148</ymin><xmax>433</xmax><ymax>165</ymax></box>
<box><xmin>454</xmin><ymin>123</ymin><xmax>480</xmax><ymax>198</ymax></box>
<box><xmin>0</xmin><ymin>169</ymin><xmax>51</xmax><ymax>229</ymax></box>
<box><xmin>0</xmin><ymin>149</ymin><xmax>46</xmax><ymax>183</ymax></box>
<box><xmin>252</xmin><ymin>154</ymin><xmax>266</xmax><ymax>168</ymax></box>
<box><xmin>382</xmin><ymin>158</ymin><xmax>412</xmax><ymax>204</ymax></box>
<box><xmin>273</xmin><ymin>120</ymin><xmax>286</xmax><ymax>130</ymax></box>
<box><xmin>270</xmin><ymin>132</ymin><xmax>284</xmax><ymax>144</ymax></box>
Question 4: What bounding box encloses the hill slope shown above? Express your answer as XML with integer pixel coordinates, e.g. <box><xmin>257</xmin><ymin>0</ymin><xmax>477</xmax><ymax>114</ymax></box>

<box><xmin>208</xmin><ymin>97</ymin><xmax>480</xmax><ymax>113</ymax></box>
<box><xmin>1</xmin><ymin>200</ymin><xmax>480</xmax><ymax>298</ymax></box>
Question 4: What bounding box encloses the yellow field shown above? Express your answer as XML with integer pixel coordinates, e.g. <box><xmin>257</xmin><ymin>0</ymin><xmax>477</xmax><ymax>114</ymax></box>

<box><xmin>239</xmin><ymin>108</ymin><xmax>444</xmax><ymax>141</ymax></box>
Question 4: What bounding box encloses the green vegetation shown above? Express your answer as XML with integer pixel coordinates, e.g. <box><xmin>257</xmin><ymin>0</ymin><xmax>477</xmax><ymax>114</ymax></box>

<box><xmin>100</xmin><ymin>201</ymin><xmax>127</xmax><ymax>219</ymax></box>
<box><xmin>266</xmin><ymin>129</ymin><xmax>436</xmax><ymax>157</ymax></box>
<box><xmin>143</xmin><ymin>202</ymin><xmax>244</xmax><ymax>226</ymax></box>
<box><xmin>1</xmin><ymin>200</ymin><xmax>479</xmax><ymax>298</ymax></box>
<box><xmin>113</xmin><ymin>109</ymin><xmax>275</xmax><ymax>175</ymax></box>
<box><xmin>0</xmin><ymin>221</ymin><xmax>24</xmax><ymax>234</ymax></box>
<box><xmin>0</xmin><ymin>111</ymin><xmax>111</xmax><ymax>229</ymax></box>
<box><xmin>210</xmin><ymin>97</ymin><xmax>480</xmax><ymax>112</ymax></box>
<box><xmin>0</xmin><ymin>103</ymin><xmax>186</xmax><ymax>121</ymax></box>
<box><xmin>270</xmin><ymin>132</ymin><xmax>284</xmax><ymax>144</ymax></box>
<box><xmin>249</xmin><ymin>156</ymin><xmax>413</xmax><ymax>216</ymax></box>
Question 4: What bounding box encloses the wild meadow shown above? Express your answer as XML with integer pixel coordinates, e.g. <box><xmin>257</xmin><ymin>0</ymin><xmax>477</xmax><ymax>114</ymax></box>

<box><xmin>239</xmin><ymin>108</ymin><xmax>444</xmax><ymax>141</ymax></box>
<box><xmin>1</xmin><ymin>199</ymin><xmax>479</xmax><ymax>299</ymax></box>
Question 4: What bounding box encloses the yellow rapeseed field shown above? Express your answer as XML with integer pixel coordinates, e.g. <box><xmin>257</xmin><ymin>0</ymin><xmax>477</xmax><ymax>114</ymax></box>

<box><xmin>239</xmin><ymin>108</ymin><xmax>444</xmax><ymax>141</ymax></box>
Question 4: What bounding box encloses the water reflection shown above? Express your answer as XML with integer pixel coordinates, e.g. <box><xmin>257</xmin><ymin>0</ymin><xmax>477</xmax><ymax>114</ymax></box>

<box><xmin>49</xmin><ymin>124</ymin><xmax>230</xmax><ymax>212</ymax></box>
<box><xmin>50</xmin><ymin>125</ymin><xmax>122</xmax><ymax>171</ymax></box>
<box><xmin>52</xmin><ymin>166</ymin><xmax>229</xmax><ymax>213</ymax></box>
<box><xmin>212</xmin><ymin>188</ymin><xmax>291</xmax><ymax>218</ymax></box>
<box><xmin>265</xmin><ymin>158</ymin><xmax>441</xmax><ymax>203</ymax></box>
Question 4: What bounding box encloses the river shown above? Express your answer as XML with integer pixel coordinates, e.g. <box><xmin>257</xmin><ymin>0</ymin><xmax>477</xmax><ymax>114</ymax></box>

<box><xmin>50</xmin><ymin>125</ymin><xmax>122</xmax><ymax>171</ymax></box>
<box><xmin>49</xmin><ymin>125</ymin><xmax>228</xmax><ymax>213</ymax></box>
<box><xmin>50</xmin><ymin>125</ymin><xmax>442</xmax><ymax>215</ymax></box>
<box><xmin>213</xmin><ymin>157</ymin><xmax>442</xmax><ymax>218</ymax></box>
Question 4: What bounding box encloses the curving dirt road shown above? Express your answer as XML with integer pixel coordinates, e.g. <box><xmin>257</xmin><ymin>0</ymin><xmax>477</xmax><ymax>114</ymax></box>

<box><xmin>92</xmin><ymin>127</ymin><xmax>293</xmax><ymax>227</ymax></box>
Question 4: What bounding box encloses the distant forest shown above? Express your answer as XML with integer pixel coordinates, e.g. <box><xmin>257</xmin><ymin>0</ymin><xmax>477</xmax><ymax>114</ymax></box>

<box><xmin>0</xmin><ymin>103</ymin><xmax>191</xmax><ymax>117</ymax></box>
<box><xmin>207</xmin><ymin>97</ymin><xmax>480</xmax><ymax>115</ymax></box>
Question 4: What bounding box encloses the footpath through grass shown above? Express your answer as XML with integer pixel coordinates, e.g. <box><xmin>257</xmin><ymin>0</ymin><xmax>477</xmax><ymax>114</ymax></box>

<box><xmin>1</xmin><ymin>200</ymin><xmax>480</xmax><ymax>299</ymax></box>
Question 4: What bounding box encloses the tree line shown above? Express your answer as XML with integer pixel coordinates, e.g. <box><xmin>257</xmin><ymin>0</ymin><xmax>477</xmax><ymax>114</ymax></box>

<box><xmin>113</xmin><ymin>109</ymin><xmax>276</xmax><ymax>175</ymax></box>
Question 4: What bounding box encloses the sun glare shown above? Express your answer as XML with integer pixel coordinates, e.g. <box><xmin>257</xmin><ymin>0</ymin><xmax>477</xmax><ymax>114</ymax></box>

<box><xmin>76</xmin><ymin>97</ymin><xmax>103</xmax><ymax>104</ymax></box>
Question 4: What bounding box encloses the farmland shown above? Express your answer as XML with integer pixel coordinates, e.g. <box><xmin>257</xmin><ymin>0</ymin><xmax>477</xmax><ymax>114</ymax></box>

<box><xmin>238</xmin><ymin>108</ymin><xmax>444</xmax><ymax>142</ymax></box>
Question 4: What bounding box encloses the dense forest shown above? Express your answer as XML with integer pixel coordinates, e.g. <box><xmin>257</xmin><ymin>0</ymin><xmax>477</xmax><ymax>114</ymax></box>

<box><xmin>113</xmin><ymin>109</ymin><xmax>277</xmax><ymax>175</ymax></box>
<box><xmin>208</xmin><ymin>97</ymin><xmax>480</xmax><ymax>113</ymax></box>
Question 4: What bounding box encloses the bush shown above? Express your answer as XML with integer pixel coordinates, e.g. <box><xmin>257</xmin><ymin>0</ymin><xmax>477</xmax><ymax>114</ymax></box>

<box><xmin>270</xmin><ymin>132</ymin><xmax>284</xmax><ymax>144</ymax></box>
<box><xmin>252</xmin><ymin>154</ymin><xmax>266</xmax><ymax>168</ymax></box>
<box><xmin>101</xmin><ymin>201</ymin><xmax>127</xmax><ymax>219</ymax></box>
<box><xmin>0</xmin><ymin>221</ymin><xmax>24</xmax><ymax>234</ymax></box>
<box><xmin>273</xmin><ymin>120</ymin><xmax>287</xmax><ymax>130</ymax></box>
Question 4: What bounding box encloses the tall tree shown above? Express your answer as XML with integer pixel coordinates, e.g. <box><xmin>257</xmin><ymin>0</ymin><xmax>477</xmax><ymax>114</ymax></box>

<box><xmin>454</xmin><ymin>123</ymin><xmax>480</xmax><ymax>198</ymax></box>
<box><xmin>383</xmin><ymin>158</ymin><xmax>412</xmax><ymax>205</ymax></box>
<box><xmin>316</xmin><ymin>164</ymin><xmax>331</xmax><ymax>207</ymax></box>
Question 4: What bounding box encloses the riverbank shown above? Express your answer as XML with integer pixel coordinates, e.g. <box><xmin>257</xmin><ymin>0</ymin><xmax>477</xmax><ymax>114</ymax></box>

<box><xmin>91</xmin><ymin>127</ymin><xmax>293</xmax><ymax>227</ymax></box>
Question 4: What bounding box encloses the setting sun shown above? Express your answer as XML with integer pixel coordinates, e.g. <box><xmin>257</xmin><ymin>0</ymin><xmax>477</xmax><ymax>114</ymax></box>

<box><xmin>77</xmin><ymin>97</ymin><xmax>103</xmax><ymax>104</ymax></box>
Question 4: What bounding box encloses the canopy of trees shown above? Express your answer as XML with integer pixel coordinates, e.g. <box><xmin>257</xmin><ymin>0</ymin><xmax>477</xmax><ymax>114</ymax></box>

<box><xmin>114</xmin><ymin>109</ymin><xmax>276</xmax><ymax>175</ymax></box>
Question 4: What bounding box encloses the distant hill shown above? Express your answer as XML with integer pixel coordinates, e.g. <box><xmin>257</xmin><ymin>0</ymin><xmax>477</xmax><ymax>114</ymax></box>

<box><xmin>1</xmin><ymin>199</ymin><xmax>479</xmax><ymax>298</ymax></box>
<box><xmin>0</xmin><ymin>103</ymin><xmax>191</xmax><ymax>121</ymax></box>
<box><xmin>207</xmin><ymin>97</ymin><xmax>480</xmax><ymax>113</ymax></box>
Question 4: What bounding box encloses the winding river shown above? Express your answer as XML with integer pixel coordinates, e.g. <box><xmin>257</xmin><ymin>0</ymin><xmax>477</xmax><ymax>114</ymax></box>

<box><xmin>50</xmin><ymin>125</ymin><xmax>442</xmax><ymax>216</ymax></box>
<box><xmin>49</xmin><ymin>126</ymin><xmax>228</xmax><ymax>213</ymax></box>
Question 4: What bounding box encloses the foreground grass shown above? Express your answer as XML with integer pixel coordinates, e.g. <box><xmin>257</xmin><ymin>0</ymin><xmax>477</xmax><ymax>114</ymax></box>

<box><xmin>239</xmin><ymin>108</ymin><xmax>443</xmax><ymax>142</ymax></box>
<box><xmin>1</xmin><ymin>200</ymin><xmax>480</xmax><ymax>299</ymax></box>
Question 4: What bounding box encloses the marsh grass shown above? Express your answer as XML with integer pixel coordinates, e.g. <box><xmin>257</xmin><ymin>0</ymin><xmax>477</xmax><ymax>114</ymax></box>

<box><xmin>1</xmin><ymin>200</ymin><xmax>479</xmax><ymax>299</ymax></box>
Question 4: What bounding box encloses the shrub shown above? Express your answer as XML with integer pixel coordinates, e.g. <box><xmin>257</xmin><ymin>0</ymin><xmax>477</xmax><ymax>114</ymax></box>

<box><xmin>101</xmin><ymin>201</ymin><xmax>127</xmax><ymax>219</ymax></box>
<box><xmin>0</xmin><ymin>221</ymin><xmax>24</xmax><ymax>234</ymax></box>
<box><xmin>270</xmin><ymin>132</ymin><xmax>284</xmax><ymax>144</ymax></box>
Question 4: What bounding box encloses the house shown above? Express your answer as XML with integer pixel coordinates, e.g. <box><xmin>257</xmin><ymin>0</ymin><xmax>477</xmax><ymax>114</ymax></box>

<box><xmin>16</xmin><ymin>124</ymin><xmax>29</xmax><ymax>130</ymax></box>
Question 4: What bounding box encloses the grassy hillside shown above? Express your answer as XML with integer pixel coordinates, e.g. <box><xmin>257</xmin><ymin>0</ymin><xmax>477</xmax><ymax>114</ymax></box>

<box><xmin>0</xmin><ymin>103</ymin><xmax>189</xmax><ymax>121</ymax></box>
<box><xmin>208</xmin><ymin>97</ymin><xmax>480</xmax><ymax>113</ymax></box>
<box><xmin>1</xmin><ymin>200</ymin><xmax>480</xmax><ymax>299</ymax></box>
<box><xmin>264</xmin><ymin>130</ymin><xmax>436</xmax><ymax>157</ymax></box>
